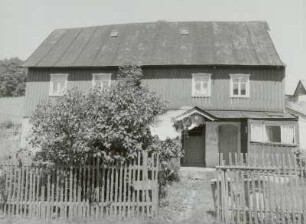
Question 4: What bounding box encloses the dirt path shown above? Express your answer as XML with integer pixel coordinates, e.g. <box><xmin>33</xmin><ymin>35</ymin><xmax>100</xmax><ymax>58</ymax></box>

<box><xmin>158</xmin><ymin>169</ymin><xmax>216</xmax><ymax>223</ymax></box>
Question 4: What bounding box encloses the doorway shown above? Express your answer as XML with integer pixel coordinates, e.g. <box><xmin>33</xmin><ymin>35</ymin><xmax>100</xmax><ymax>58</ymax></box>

<box><xmin>183</xmin><ymin>126</ymin><xmax>205</xmax><ymax>167</ymax></box>
<box><xmin>218</xmin><ymin>124</ymin><xmax>239</xmax><ymax>165</ymax></box>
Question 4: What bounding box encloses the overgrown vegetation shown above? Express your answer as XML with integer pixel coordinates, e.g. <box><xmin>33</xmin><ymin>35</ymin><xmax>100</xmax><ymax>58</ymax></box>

<box><xmin>0</xmin><ymin>58</ymin><xmax>27</xmax><ymax>97</ymax></box>
<box><xmin>29</xmin><ymin>65</ymin><xmax>183</xmax><ymax>188</ymax></box>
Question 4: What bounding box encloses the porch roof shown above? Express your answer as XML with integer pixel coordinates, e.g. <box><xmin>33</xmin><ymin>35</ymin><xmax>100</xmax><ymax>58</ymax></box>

<box><xmin>205</xmin><ymin>110</ymin><xmax>297</xmax><ymax>119</ymax></box>
<box><xmin>150</xmin><ymin>108</ymin><xmax>296</xmax><ymax>140</ymax></box>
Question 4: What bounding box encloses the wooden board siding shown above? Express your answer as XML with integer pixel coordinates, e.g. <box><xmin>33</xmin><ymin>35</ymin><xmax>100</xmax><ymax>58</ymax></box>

<box><xmin>24</xmin><ymin>68</ymin><xmax>116</xmax><ymax>116</ymax></box>
<box><xmin>142</xmin><ymin>66</ymin><xmax>285</xmax><ymax>112</ymax></box>
<box><xmin>24</xmin><ymin>66</ymin><xmax>285</xmax><ymax>116</ymax></box>
<box><xmin>249</xmin><ymin>143</ymin><xmax>297</xmax><ymax>154</ymax></box>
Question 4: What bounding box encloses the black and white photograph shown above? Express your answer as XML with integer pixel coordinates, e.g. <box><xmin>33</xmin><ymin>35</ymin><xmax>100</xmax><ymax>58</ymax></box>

<box><xmin>0</xmin><ymin>0</ymin><xmax>306</xmax><ymax>223</ymax></box>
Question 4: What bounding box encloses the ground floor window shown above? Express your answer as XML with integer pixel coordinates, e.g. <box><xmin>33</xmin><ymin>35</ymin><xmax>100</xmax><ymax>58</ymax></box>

<box><xmin>251</xmin><ymin>124</ymin><xmax>295</xmax><ymax>144</ymax></box>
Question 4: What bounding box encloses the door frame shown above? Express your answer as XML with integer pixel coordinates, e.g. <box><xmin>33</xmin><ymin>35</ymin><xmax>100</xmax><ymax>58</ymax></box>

<box><xmin>217</xmin><ymin>122</ymin><xmax>241</xmax><ymax>164</ymax></box>
<box><xmin>182</xmin><ymin>125</ymin><xmax>206</xmax><ymax>167</ymax></box>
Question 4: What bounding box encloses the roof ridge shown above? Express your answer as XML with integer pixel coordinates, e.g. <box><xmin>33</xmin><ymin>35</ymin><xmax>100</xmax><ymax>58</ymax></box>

<box><xmin>52</xmin><ymin>20</ymin><xmax>268</xmax><ymax>31</ymax></box>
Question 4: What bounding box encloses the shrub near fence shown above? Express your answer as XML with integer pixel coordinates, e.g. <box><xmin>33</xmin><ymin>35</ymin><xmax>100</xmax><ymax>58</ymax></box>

<box><xmin>0</xmin><ymin>152</ymin><xmax>159</xmax><ymax>220</ymax></box>
<box><xmin>214</xmin><ymin>152</ymin><xmax>306</xmax><ymax>224</ymax></box>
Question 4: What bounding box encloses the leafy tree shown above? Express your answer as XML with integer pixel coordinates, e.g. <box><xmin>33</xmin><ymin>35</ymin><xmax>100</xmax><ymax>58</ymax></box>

<box><xmin>29</xmin><ymin>65</ymin><xmax>169</xmax><ymax>166</ymax></box>
<box><xmin>0</xmin><ymin>58</ymin><xmax>27</xmax><ymax>97</ymax></box>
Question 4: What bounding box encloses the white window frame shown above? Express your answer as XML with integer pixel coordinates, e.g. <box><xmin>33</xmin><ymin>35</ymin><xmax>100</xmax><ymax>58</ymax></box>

<box><xmin>92</xmin><ymin>73</ymin><xmax>112</xmax><ymax>90</ymax></box>
<box><xmin>250</xmin><ymin>123</ymin><xmax>296</xmax><ymax>145</ymax></box>
<box><xmin>49</xmin><ymin>74</ymin><xmax>69</xmax><ymax>96</ymax></box>
<box><xmin>191</xmin><ymin>73</ymin><xmax>212</xmax><ymax>97</ymax></box>
<box><xmin>230</xmin><ymin>74</ymin><xmax>250</xmax><ymax>98</ymax></box>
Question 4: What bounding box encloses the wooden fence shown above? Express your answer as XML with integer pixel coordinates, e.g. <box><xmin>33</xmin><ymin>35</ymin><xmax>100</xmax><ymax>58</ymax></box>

<box><xmin>213</xmin><ymin>152</ymin><xmax>306</xmax><ymax>224</ymax></box>
<box><xmin>0</xmin><ymin>152</ymin><xmax>159</xmax><ymax>220</ymax></box>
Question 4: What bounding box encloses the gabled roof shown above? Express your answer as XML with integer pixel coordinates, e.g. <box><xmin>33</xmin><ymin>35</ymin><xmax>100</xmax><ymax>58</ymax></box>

<box><xmin>293</xmin><ymin>80</ymin><xmax>306</xmax><ymax>96</ymax></box>
<box><xmin>23</xmin><ymin>21</ymin><xmax>284</xmax><ymax>68</ymax></box>
<box><xmin>286</xmin><ymin>101</ymin><xmax>306</xmax><ymax>118</ymax></box>
<box><xmin>174</xmin><ymin>107</ymin><xmax>216</xmax><ymax>121</ymax></box>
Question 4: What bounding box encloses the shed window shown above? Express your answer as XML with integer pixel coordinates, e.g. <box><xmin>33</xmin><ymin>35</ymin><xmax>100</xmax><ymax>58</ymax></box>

<box><xmin>49</xmin><ymin>74</ymin><xmax>68</xmax><ymax>96</ymax></box>
<box><xmin>192</xmin><ymin>73</ymin><xmax>211</xmax><ymax>97</ymax></box>
<box><xmin>251</xmin><ymin>124</ymin><xmax>295</xmax><ymax>144</ymax></box>
<box><xmin>230</xmin><ymin>74</ymin><xmax>250</xmax><ymax>97</ymax></box>
<box><xmin>266</xmin><ymin>126</ymin><xmax>281</xmax><ymax>143</ymax></box>
<box><xmin>92</xmin><ymin>73</ymin><xmax>112</xmax><ymax>90</ymax></box>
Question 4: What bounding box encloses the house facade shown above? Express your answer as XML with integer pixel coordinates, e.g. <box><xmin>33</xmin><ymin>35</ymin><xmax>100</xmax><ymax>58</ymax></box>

<box><xmin>286</xmin><ymin>80</ymin><xmax>306</xmax><ymax>149</ymax></box>
<box><xmin>22</xmin><ymin>21</ymin><xmax>298</xmax><ymax>167</ymax></box>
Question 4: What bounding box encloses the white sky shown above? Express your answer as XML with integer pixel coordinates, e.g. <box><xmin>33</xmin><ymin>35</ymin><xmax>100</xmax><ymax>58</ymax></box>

<box><xmin>0</xmin><ymin>0</ymin><xmax>305</xmax><ymax>94</ymax></box>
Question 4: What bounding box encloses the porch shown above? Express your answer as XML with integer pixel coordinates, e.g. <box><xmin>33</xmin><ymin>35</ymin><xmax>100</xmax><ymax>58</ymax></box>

<box><xmin>150</xmin><ymin>107</ymin><xmax>298</xmax><ymax>168</ymax></box>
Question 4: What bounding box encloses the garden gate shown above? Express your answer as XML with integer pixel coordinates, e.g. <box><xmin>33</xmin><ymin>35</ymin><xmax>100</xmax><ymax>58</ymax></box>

<box><xmin>213</xmin><ymin>152</ymin><xmax>306</xmax><ymax>224</ymax></box>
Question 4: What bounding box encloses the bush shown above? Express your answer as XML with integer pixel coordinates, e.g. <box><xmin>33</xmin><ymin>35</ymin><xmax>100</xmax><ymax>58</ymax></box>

<box><xmin>29</xmin><ymin>65</ymin><xmax>166</xmax><ymax>166</ymax></box>
<box><xmin>29</xmin><ymin>65</ymin><xmax>183</xmax><ymax>194</ymax></box>
<box><xmin>147</xmin><ymin>137</ymin><xmax>183</xmax><ymax>198</ymax></box>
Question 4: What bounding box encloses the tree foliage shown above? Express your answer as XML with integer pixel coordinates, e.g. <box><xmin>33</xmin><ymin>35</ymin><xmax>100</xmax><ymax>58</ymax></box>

<box><xmin>30</xmin><ymin>65</ymin><xmax>170</xmax><ymax>166</ymax></box>
<box><xmin>0</xmin><ymin>58</ymin><xmax>27</xmax><ymax>97</ymax></box>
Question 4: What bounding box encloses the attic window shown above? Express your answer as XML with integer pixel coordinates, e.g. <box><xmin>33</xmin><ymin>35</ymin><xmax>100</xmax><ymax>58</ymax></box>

<box><xmin>110</xmin><ymin>31</ymin><xmax>119</xmax><ymax>37</ymax></box>
<box><xmin>180</xmin><ymin>29</ymin><xmax>189</xmax><ymax>36</ymax></box>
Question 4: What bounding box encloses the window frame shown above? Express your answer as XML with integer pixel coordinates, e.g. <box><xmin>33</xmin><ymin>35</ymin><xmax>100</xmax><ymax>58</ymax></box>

<box><xmin>92</xmin><ymin>73</ymin><xmax>112</xmax><ymax>90</ymax></box>
<box><xmin>250</xmin><ymin>123</ymin><xmax>296</xmax><ymax>145</ymax></box>
<box><xmin>191</xmin><ymin>73</ymin><xmax>212</xmax><ymax>97</ymax></box>
<box><xmin>49</xmin><ymin>73</ymin><xmax>69</xmax><ymax>97</ymax></box>
<box><xmin>229</xmin><ymin>74</ymin><xmax>250</xmax><ymax>98</ymax></box>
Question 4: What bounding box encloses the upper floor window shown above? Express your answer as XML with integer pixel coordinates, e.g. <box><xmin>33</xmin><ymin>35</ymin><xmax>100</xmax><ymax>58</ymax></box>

<box><xmin>49</xmin><ymin>74</ymin><xmax>68</xmax><ymax>96</ymax></box>
<box><xmin>92</xmin><ymin>73</ymin><xmax>112</xmax><ymax>90</ymax></box>
<box><xmin>192</xmin><ymin>73</ymin><xmax>211</xmax><ymax>97</ymax></box>
<box><xmin>251</xmin><ymin>124</ymin><xmax>295</xmax><ymax>145</ymax></box>
<box><xmin>230</xmin><ymin>74</ymin><xmax>250</xmax><ymax>97</ymax></box>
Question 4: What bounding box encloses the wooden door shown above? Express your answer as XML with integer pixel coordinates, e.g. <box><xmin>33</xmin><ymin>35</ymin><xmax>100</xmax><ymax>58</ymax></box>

<box><xmin>183</xmin><ymin>126</ymin><xmax>205</xmax><ymax>167</ymax></box>
<box><xmin>218</xmin><ymin>124</ymin><xmax>238</xmax><ymax>165</ymax></box>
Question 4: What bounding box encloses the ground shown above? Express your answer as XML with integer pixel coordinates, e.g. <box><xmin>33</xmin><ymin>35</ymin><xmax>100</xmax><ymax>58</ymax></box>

<box><xmin>0</xmin><ymin>97</ymin><xmax>24</xmax><ymax>124</ymax></box>
<box><xmin>158</xmin><ymin>168</ymin><xmax>216</xmax><ymax>223</ymax></box>
<box><xmin>0</xmin><ymin>97</ymin><xmax>24</xmax><ymax>160</ymax></box>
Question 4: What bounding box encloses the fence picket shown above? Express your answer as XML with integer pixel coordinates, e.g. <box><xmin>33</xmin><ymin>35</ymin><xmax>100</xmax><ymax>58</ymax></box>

<box><xmin>216</xmin><ymin>152</ymin><xmax>306</xmax><ymax>224</ymax></box>
<box><xmin>0</xmin><ymin>153</ymin><xmax>158</xmax><ymax>220</ymax></box>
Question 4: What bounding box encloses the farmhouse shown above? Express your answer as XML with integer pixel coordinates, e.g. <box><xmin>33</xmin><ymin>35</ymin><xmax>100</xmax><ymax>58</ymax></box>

<box><xmin>22</xmin><ymin>21</ymin><xmax>298</xmax><ymax>167</ymax></box>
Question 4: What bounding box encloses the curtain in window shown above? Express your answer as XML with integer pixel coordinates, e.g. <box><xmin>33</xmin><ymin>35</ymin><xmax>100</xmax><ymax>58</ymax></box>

<box><xmin>281</xmin><ymin>125</ymin><xmax>295</xmax><ymax>144</ymax></box>
<box><xmin>265</xmin><ymin>126</ymin><xmax>281</xmax><ymax>143</ymax></box>
<box><xmin>93</xmin><ymin>74</ymin><xmax>111</xmax><ymax>89</ymax></box>
<box><xmin>193</xmin><ymin>75</ymin><xmax>209</xmax><ymax>96</ymax></box>
<box><xmin>251</xmin><ymin>124</ymin><xmax>264</xmax><ymax>142</ymax></box>
<box><xmin>51</xmin><ymin>75</ymin><xmax>67</xmax><ymax>95</ymax></box>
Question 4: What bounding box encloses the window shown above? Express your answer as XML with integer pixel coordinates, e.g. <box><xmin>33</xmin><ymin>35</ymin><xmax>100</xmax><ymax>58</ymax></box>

<box><xmin>230</xmin><ymin>74</ymin><xmax>250</xmax><ymax>97</ymax></box>
<box><xmin>192</xmin><ymin>73</ymin><xmax>211</xmax><ymax>97</ymax></box>
<box><xmin>92</xmin><ymin>73</ymin><xmax>112</xmax><ymax>90</ymax></box>
<box><xmin>265</xmin><ymin>126</ymin><xmax>281</xmax><ymax>143</ymax></box>
<box><xmin>49</xmin><ymin>74</ymin><xmax>68</xmax><ymax>96</ymax></box>
<box><xmin>251</xmin><ymin>124</ymin><xmax>295</xmax><ymax>144</ymax></box>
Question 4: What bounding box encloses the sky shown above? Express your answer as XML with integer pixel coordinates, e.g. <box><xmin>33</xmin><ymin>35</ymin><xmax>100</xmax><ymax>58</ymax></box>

<box><xmin>0</xmin><ymin>0</ymin><xmax>305</xmax><ymax>94</ymax></box>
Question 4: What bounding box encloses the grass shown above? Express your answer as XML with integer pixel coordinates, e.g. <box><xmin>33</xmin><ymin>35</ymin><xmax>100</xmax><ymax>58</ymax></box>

<box><xmin>0</xmin><ymin>96</ymin><xmax>24</xmax><ymax>160</ymax></box>
<box><xmin>0</xmin><ymin>129</ymin><xmax>21</xmax><ymax>160</ymax></box>
<box><xmin>158</xmin><ymin>169</ymin><xmax>216</xmax><ymax>223</ymax></box>
<box><xmin>0</xmin><ymin>97</ymin><xmax>25</xmax><ymax>124</ymax></box>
